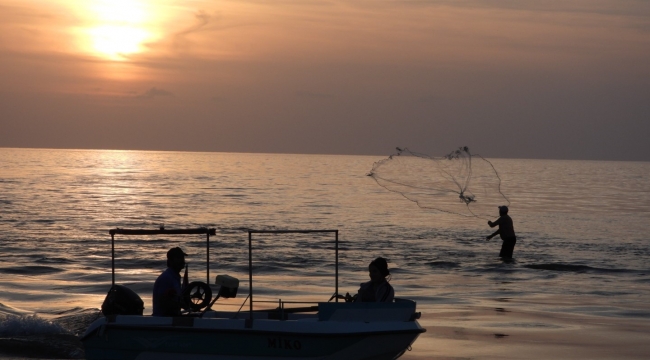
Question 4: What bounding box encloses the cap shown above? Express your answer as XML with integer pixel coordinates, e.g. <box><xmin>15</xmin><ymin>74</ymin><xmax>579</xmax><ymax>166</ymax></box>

<box><xmin>498</xmin><ymin>205</ymin><xmax>509</xmax><ymax>213</ymax></box>
<box><xmin>167</xmin><ymin>247</ymin><xmax>187</xmax><ymax>259</ymax></box>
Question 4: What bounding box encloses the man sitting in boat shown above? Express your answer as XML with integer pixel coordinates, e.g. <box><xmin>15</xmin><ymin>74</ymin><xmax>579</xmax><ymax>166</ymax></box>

<box><xmin>354</xmin><ymin>257</ymin><xmax>394</xmax><ymax>302</ymax></box>
<box><xmin>152</xmin><ymin>247</ymin><xmax>187</xmax><ymax>316</ymax></box>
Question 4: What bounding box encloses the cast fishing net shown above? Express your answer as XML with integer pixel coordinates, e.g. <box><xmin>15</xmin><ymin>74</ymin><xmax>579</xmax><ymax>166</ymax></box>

<box><xmin>368</xmin><ymin>147</ymin><xmax>509</xmax><ymax>220</ymax></box>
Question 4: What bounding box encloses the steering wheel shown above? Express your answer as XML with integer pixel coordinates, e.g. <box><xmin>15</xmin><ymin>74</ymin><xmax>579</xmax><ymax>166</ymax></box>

<box><xmin>328</xmin><ymin>292</ymin><xmax>357</xmax><ymax>303</ymax></box>
<box><xmin>182</xmin><ymin>281</ymin><xmax>213</xmax><ymax>311</ymax></box>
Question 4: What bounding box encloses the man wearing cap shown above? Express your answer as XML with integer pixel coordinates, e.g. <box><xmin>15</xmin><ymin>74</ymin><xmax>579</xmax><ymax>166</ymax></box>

<box><xmin>152</xmin><ymin>247</ymin><xmax>187</xmax><ymax>316</ymax></box>
<box><xmin>486</xmin><ymin>206</ymin><xmax>517</xmax><ymax>259</ymax></box>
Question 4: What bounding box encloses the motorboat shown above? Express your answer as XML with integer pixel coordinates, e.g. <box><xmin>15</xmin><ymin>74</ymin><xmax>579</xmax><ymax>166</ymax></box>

<box><xmin>81</xmin><ymin>228</ymin><xmax>425</xmax><ymax>360</ymax></box>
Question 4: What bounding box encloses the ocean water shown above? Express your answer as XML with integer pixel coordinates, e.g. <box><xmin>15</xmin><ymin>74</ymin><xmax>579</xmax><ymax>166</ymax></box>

<box><xmin>0</xmin><ymin>148</ymin><xmax>649</xmax><ymax>359</ymax></box>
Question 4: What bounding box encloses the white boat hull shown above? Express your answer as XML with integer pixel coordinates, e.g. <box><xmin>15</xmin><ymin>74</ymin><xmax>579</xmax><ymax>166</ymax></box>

<box><xmin>82</xmin><ymin>303</ymin><xmax>425</xmax><ymax>360</ymax></box>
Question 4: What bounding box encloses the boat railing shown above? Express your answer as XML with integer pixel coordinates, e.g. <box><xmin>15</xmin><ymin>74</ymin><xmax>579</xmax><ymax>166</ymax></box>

<box><xmin>248</xmin><ymin>299</ymin><xmax>320</xmax><ymax>320</ymax></box>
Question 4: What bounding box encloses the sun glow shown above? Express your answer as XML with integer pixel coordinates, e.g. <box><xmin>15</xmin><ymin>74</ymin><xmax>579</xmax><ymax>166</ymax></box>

<box><xmin>88</xmin><ymin>25</ymin><xmax>150</xmax><ymax>60</ymax></box>
<box><xmin>83</xmin><ymin>0</ymin><xmax>156</xmax><ymax>61</ymax></box>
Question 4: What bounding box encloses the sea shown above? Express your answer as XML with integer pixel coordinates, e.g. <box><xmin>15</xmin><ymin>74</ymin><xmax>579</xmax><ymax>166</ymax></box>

<box><xmin>0</xmin><ymin>147</ymin><xmax>648</xmax><ymax>359</ymax></box>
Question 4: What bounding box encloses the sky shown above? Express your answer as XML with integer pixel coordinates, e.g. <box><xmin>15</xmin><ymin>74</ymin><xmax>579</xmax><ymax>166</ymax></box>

<box><xmin>0</xmin><ymin>0</ymin><xmax>648</xmax><ymax>161</ymax></box>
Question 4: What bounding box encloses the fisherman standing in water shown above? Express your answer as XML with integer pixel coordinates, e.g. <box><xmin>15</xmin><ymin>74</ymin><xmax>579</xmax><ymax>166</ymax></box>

<box><xmin>486</xmin><ymin>206</ymin><xmax>517</xmax><ymax>259</ymax></box>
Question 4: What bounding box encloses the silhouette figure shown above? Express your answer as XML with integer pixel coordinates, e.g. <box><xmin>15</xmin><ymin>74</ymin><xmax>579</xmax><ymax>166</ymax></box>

<box><xmin>487</xmin><ymin>206</ymin><xmax>517</xmax><ymax>259</ymax></box>
<box><xmin>152</xmin><ymin>247</ymin><xmax>187</xmax><ymax>316</ymax></box>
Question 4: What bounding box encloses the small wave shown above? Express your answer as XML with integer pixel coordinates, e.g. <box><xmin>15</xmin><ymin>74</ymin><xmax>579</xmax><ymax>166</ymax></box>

<box><xmin>254</xmin><ymin>263</ymin><xmax>290</xmax><ymax>273</ymax></box>
<box><xmin>524</xmin><ymin>263</ymin><xmax>633</xmax><ymax>274</ymax></box>
<box><xmin>633</xmin><ymin>276</ymin><xmax>650</xmax><ymax>284</ymax></box>
<box><xmin>33</xmin><ymin>219</ymin><xmax>56</xmax><ymax>223</ymax></box>
<box><xmin>39</xmin><ymin>307</ymin><xmax>86</xmax><ymax>316</ymax></box>
<box><xmin>525</xmin><ymin>263</ymin><xmax>593</xmax><ymax>272</ymax></box>
<box><xmin>0</xmin><ymin>303</ymin><xmax>32</xmax><ymax>317</ymax></box>
<box><xmin>52</xmin><ymin>308</ymin><xmax>102</xmax><ymax>336</ymax></box>
<box><xmin>426</xmin><ymin>261</ymin><xmax>460</xmax><ymax>269</ymax></box>
<box><xmin>35</xmin><ymin>257</ymin><xmax>75</xmax><ymax>264</ymax></box>
<box><xmin>114</xmin><ymin>238</ymin><xmax>176</xmax><ymax>246</ymax></box>
<box><xmin>614</xmin><ymin>310</ymin><xmax>650</xmax><ymax>319</ymax></box>
<box><xmin>0</xmin><ymin>265</ymin><xmax>64</xmax><ymax>275</ymax></box>
<box><xmin>0</xmin><ymin>314</ymin><xmax>70</xmax><ymax>336</ymax></box>
<box><xmin>493</xmin><ymin>322</ymin><xmax>563</xmax><ymax>329</ymax></box>
<box><xmin>466</xmin><ymin>261</ymin><xmax>518</xmax><ymax>274</ymax></box>
<box><xmin>118</xmin><ymin>258</ymin><xmax>163</xmax><ymax>269</ymax></box>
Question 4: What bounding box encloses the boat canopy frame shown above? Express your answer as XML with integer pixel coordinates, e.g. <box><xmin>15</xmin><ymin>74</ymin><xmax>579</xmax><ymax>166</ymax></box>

<box><xmin>108</xmin><ymin>227</ymin><xmax>216</xmax><ymax>287</ymax></box>
<box><xmin>247</xmin><ymin>229</ymin><xmax>340</xmax><ymax>320</ymax></box>
<box><xmin>107</xmin><ymin>227</ymin><xmax>340</xmax><ymax>320</ymax></box>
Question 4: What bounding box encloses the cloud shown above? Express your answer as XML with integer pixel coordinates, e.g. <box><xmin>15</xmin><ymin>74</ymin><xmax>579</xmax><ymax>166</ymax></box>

<box><xmin>179</xmin><ymin>10</ymin><xmax>211</xmax><ymax>36</ymax></box>
<box><xmin>172</xmin><ymin>10</ymin><xmax>213</xmax><ymax>50</ymax></box>
<box><xmin>136</xmin><ymin>87</ymin><xmax>174</xmax><ymax>99</ymax></box>
<box><xmin>366</xmin><ymin>0</ymin><xmax>650</xmax><ymax>18</ymax></box>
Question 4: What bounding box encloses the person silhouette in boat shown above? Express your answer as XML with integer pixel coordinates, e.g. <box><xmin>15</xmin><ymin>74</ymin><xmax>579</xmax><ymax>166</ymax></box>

<box><xmin>152</xmin><ymin>247</ymin><xmax>187</xmax><ymax>316</ymax></box>
<box><xmin>351</xmin><ymin>257</ymin><xmax>395</xmax><ymax>302</ymax></box>
<box><xmin>486</xmin><ymin>205</ymin><xmax>517</xmax><ymax>259</ymax></box>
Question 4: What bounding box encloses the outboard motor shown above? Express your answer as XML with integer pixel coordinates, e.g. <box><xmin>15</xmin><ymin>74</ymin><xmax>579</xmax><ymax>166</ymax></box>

<box><xmin>101</xmin><ymin>285</ymin><xmax>144</xmax><ymax>316</ymax></box>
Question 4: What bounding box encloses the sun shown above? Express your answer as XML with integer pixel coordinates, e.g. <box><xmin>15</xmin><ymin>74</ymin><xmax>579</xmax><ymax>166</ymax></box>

<box><xmin>82</xmin><ymin>0</ymin><xmax>156</xmax><ymax>61</ymax></box>
<box><xmin>88</xmin><ymin>25</ymin><xmax>150</xmax><ymax>60</ymax></box>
